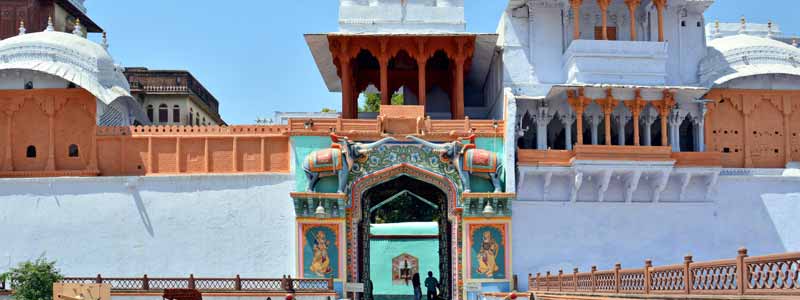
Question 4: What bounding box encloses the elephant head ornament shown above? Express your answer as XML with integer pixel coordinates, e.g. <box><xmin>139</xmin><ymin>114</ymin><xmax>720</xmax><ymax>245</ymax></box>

<box><xmin>303</xmin><ymin>133</ymin><xmax>396</xmax><ymax>193</ymax></box>
<box><xmin>406</xmin><ymin>135</ymin><xmax>504</xmax><ymax>193</ymax></box>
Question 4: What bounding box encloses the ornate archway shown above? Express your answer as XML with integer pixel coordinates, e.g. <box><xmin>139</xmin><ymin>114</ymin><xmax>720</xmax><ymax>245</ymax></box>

<box><xmin>348</xmin><ymin>163</ymin><xmax>461</xmax><ymax>300</ymax></box>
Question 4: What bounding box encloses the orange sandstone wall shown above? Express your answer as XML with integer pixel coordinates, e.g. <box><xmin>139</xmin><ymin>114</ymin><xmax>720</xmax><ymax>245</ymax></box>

<box><xmin>96</xmin><ymin>126</ymin><xmax>290</xmax><ymax>176</ymax></box>
<box><xmin>0</xmin><ymin>89</ymin><xmax>98</xmax><ymax>177</ymax></box>
<box><xmin>706</xmin><ymin>89</ymin><xmax>800</xmax><ymax>168</ymax></box>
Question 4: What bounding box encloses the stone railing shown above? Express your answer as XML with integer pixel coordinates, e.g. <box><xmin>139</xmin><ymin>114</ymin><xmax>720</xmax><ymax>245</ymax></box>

<box><xmin>288</xmin><ymin>117</ymin><xmax>504</xmax><ymax>141</ymax></box>
<box><xmin>528</xmin><ymin>248</ymin><xmax>800</xmax><ymax>296</ymax></box>
<box><xmin>59</xmin><ymin>274</ymin><xmax>333</xmax><ymax>293</ymax></box>
<box><xmin>517</xmin><ymin>146</ymin><xmax>723</xmax><ymax>167</ymax></box>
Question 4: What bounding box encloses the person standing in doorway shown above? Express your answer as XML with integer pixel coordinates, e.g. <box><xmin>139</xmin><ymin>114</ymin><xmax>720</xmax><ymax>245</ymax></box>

<box><xmin>412</xmin><ymin>273</ymin><xmax>422</xmax><ymax>300</ymax></box>
<box><xmin>424</xmin><ymin>271</ymin><xmax>438</xmax><ymax>300</ymax></box>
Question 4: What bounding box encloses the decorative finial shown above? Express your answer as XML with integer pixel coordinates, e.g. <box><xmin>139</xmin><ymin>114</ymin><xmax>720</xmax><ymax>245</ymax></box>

<box><xmin>46</xmin><ymin>16</ymin><xmax>54</xmax><ymax>32</ymax></box>
<box><xmin>739</xmin><ymin>15</ymin><xmax>746</xmax><ymax>34</ymax></box>
<box><xmin>713</xmin><ymin>19</ymin><xmax>721</xmax><ymax>38</ymax></box>
<box><xmin>793</xmin><ymin>39</ymin><xmax>798</xmax><ymax>48</ymax></box>
<box><xmin>72</xmin><ymin>18</ymin><xmax>84</xmax><ymax>37</ymax></box>
<box><xmin>767</xmin><ymin>20</ymin><xmax>774</xmax><ymax>38</ymax></box>
<box><xmin>18</xmin><ymin>20</ymin><xmax>26</xmax><ymax>35</ymax></box>
<box><xmin>101</xmin><ymin>32</ymin><xmax>108</xmax><ymax>49</ymax></box>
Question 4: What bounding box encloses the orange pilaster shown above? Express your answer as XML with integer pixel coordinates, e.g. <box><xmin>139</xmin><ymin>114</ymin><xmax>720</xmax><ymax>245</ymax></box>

<box><xmin>379</xmin><ymin>55</ymin><xmax>390</xmax><ymax>105</ymax></box>
<box><xmin>570</xmin><ymin>0</ymin><xmax>583</xmax><ymax>40</ymax></box>
<box><xmin>625</xmin><ymin>0</ymin><xmax>640</xmax><ymax>40</ymax></box>
<box><xmin>654</xmin><ymin>0</ymin><xmax>667</xmax><ymax>42</ymax></box>
<box><xmin>598</xmin><ymin>0</ymin><xmax>611</xmax><ymax>40</ymax></box>
<box><xmin>568</xmin><ymin>89</ymin><xmax>592</xmax><ymax>145</ymax></box>
<box><xmin>624</xmin><ymin>90</ymin><xmax>646</xmax><ymax>146</ymax></box>
<box><xmin>341</xmin><ymin>58</ymin><xmax>354</xmax><ymax>119</ymax></box>
<box><xmin>653</xmin><ymin>90</ymin><xmax>675</xmax><ymax>146</ymax></box>
<box><xmin>597</xmin><ymin>89</ymin><xmax>618</xmax><ymax>146</ymax></box>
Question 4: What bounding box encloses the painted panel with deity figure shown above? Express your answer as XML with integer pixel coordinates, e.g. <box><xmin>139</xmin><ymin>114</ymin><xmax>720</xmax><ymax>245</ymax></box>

<box><xmin>298</xmin><ymin>222</ymin><xmax>344</xmax><ymax>280</ymax></box>
<box><xmin>466</xmin><ymin>222</ymin><xmax>510</xmax><ymax>280</ymax></box>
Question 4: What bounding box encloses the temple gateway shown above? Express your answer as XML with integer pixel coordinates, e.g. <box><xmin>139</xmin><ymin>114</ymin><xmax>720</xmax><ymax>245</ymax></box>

<box><xmin>1</xmin><ymin>1</ymin><xmax>800</xmax><ymax>300</ymax></box>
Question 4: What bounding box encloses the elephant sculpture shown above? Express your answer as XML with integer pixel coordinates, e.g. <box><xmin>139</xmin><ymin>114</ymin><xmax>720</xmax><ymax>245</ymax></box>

<box><xmin>406</xmin><ymin>134</ymin><xmax>504</xmax><ymax>193</ymax></box>
<box><xmin>303</xmin><ymin>133</ymin><xmax>396</xmax><ymax>193</ymax></box>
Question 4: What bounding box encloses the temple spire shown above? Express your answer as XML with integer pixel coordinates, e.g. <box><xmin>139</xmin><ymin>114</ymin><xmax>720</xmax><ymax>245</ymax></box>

<box><xmin>46</xmin><ymin>16</ymin><xmax>54</xmax><ymax>32</ymax></box>
<box><xmin>102</xmin><ymin>32</ymin><xmax>109</xmax><ymax>50</ymax></box>
<box><xmin>18</xmin><ymin>20</ymin><xmax>26</xmax><ymax>35</ymax></box>
<box><xmin>766</xmin><ymin>20</ymin><xmax>774</xmax><ymax>39</ymax></box>
<box><xmin>739</xmin><ymin>15</ymin><xmax>746</xmax><ymax>34</ymax></box>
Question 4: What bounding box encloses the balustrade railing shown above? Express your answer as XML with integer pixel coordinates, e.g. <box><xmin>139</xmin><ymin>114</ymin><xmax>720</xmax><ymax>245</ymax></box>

<box><xmin>59</xmin><ymin>275</ymin><xmax>333</xmax><ymax>293</ymax></box>
<box><xmin>287</xmin><ymin>117</ymin><xmax>504</xmax><ymax>138</ymax></box>
<box><xmin>528</xmin><ymin>248</ymin><xmax>800</xmax><ymax>296</ymax></box>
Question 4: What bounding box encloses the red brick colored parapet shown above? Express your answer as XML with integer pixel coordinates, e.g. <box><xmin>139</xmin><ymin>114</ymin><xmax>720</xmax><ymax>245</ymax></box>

<box><xmin>95</xmin><ymin>125</ymin><xmax>290</xmax><ymax>176</ymax></box>
<box><xmin>287</xmin><ymin>116</ymin><xmax>505</xmax><ymax>141</ymax></box>
<box><xmin>57</xmin><ymin>274</ymin><xmax>334</xmax><ymax>293</ymax></box>
<box><xmin>528</xmin><ymin>248</ymin><xmax>800</xmax><ymax>297</ymax></box>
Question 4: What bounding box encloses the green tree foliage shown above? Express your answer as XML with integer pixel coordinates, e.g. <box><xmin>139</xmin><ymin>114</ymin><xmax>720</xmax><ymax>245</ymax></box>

<box><xmin>1</xmin><ymin>257</ymin><xmax>63</xmax><ymax>300</ymax></box>
<box><xmin>321</xmin><ymin>108</ymin><xmax>337</xmax><ymax>113</ymax></box>
<box><xmin>359</xmin><ymin>93</ymin><xmax>405</xmax><ymax>113</ymax></box>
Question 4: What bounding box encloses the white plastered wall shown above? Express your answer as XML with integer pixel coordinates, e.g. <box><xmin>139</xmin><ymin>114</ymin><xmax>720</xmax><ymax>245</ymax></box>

<box><xmin>0</xmin><ymin>174</ymin><xmax>297</xmax><ymax>278</ymax></box>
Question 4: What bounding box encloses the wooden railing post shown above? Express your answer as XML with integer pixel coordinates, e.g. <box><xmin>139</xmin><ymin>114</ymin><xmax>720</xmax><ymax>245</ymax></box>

<box><xmin>644</xmin><ymin>259</ymin><xmax>652</xmax><ymax>294</ymax></box>
<box><xmin>545</xmin><ymin>271</ymin><xmax>551</xmax><ymax>291</ymax></box>
<box><xmin>614</xmin><ymin>263</ymin><xmax>622</xmax><ymax>294</ymax></box>
<box><xmin>96</xmin><ymin>274</ymin><xmax>102</xmax><ymax>284</ymax></box>
<box><xmin>591</xmin><ymin>266</ymin><xmax>597</xmax><ymax>293</ymax></box>
<box><xmin>737</xmin><ymin>248</ymin><xmax>748</xmax><ymax>295</ymax></box>
<box><xmin>235</xmin><ymin>274</ymin><xmax>241</xmax><ymax>291</ymax></box>
<box><xmin>188</xmin><ymin>274</ymin><xmax>195</xmax><ymax>289</ymax></box>
<box><xmin>684</xmin><ymin>255</ymin><xmax>693</xmax><ymax>294</ymax></box>
<box><xmin>328</xmin><ymin>277</ymin><xmax>334</xmax><ymax>291</ymax></box>
<box><xmin>143</xmin><ymin>274</ymin><xmax>149</xmax><ymax>290</ymax></box>
<box><xmin>558</xmin><ymin>269</ymin><xmax>564</xmax><ymax>292</ymax></box>
<box><xmin>573</xmin><ymin>268</ymin><xmax>579</xmax><ymax>292</ymax></box>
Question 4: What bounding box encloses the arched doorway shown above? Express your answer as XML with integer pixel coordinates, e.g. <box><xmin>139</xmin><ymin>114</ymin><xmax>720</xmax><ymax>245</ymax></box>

<box><xmin>358</xmin><ymin>175</ymin><xmax>451</xmax><ymax>300</ymax></box>
<box><xmin>350</xmin><ymin>164</ymin><xmax>458</xmax><ymax>300</ymax></box>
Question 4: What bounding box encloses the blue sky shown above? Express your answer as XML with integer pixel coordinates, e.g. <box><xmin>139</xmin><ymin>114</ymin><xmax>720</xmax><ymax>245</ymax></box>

<box><xmin>85</xmin><ymin>1</ymin><xmax>798</xmax><ymax>125</ymax></box>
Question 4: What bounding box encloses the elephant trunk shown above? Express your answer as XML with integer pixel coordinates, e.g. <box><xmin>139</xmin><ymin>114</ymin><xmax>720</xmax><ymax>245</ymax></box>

<box><xmin>360</xmin><ymin>136</ymin><xmax>396</xmax><ymax>150</ymax></box>
<box><xmin>406</xmin><ymin>135</ymin><xmax>446</xmax><ymax>150</ymax></box>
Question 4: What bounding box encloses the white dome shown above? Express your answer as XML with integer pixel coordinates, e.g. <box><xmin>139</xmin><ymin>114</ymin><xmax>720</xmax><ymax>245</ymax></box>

<box><xmin>699</xmin><ymin>34</ymin><xmax>800</xmax><ymax>87</ymax></box>
<box><xmin>0</xmin><ymin>31</ymin><xmax>132</xmax><ymax>106</ymax></box>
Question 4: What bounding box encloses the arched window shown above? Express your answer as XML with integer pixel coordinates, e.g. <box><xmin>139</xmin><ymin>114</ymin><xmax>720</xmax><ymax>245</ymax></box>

<box><xmin>195</xmin><ymin>112</ymin><xmax>200</xmax><ymax>126</ymax></box>
<box><xmin>202</xmin><ymin>117</ymin><xmax>206</xmax><ymax>125</ymax></box>
<box><xmin>26</xmin><ymin>145</ymin><xmax>36</xmax><ymax>158</ymax></box>
<box><xmin>189</xmin><ymin>108</ymin><xmax>193</xmax><ymax>125</ymax></box>
<box><xmin>146</xmin><ymin>105</ymin><xmax>154</xmax><ymax>122</ymax></box>
<box><xmin>172</xmin><ymin>105</ymin><xmax>181</xmax><ymax>123</ymax></box>
<box><xmin>158</xmin><ymin>104</ymin><xmax>168</xmax><ymax>123</ymax></box>
<box><xmin>24</xmin><ymin>81</ymin><xmax>33</xmax><ymax>89</ymax></box>
<box><xmin>68</xmin><ymin>144</ymin><xmax>79</xmax><ymax>157</ymax></box>
<box><xmin>67</xmin><ymin>82</ymin><xmax>77</xmax><ymax>89</ymax></box>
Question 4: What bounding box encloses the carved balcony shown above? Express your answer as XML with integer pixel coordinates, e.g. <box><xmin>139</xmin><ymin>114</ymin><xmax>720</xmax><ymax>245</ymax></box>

<box><xmin>563</xmin><ymin>40</ymin><xmax>668</xmax><ymax>86</ymax></box>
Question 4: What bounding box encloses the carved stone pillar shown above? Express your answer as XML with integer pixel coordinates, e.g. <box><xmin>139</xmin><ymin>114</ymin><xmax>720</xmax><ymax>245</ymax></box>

<box><xmin>597</xmin><ymin>90</ymin><xmax>618</xmax><ymax>146</ymax></box>
<box><xmin>589</xmin><ymin>114</ymin><xmax>602</xmax><ymax>145</ymax></box>
<box><xmin>568</xmin><ymin>89</ymin><xmax>591</xmax><ymax>145</ymax></box>
<box><xmin>669</xmin><ymin>105</ymin><xmax>683</xmax><ymax>152</ymax></box>
<box><xmin>653</xmin><ymin>91</ymin><xmax>676</xmax><ymax>147</ymax></box>
<box><xmin>624</xmin><ymin>91</ymin><xmax>646</xmax><ymax>146</ymax></box>
<box><xmin>570</xmin><ymin>0</ymin><xmax>584</xmax><ymax>40</ymax></box>
<box><xmin>416</xmin><ymin>39</ymin><xmax>428</xmax><ymax>107</ymax></box>
<box><xmin>562</xmin><ymin>113</ymin><xmax>577</xmax><ymax>150</ymax></box>
<box><xmin>615</xmin><ymin>112</ymin><xmax>631</xmax><ymax>146</ymax></box>
<box><xmin>653</xmin><ymin>0</ymin><xmax>667</xmax><ymax>42</ymax></box>
<box><xmin>640</xmin><ymin>107</ymin><xmax>658</xmax><ymax>146</ymax></box>
<box><xmin>535</xmin><ymin>102</ymin><xmax>554</xmax><ymax>150</ymax></box>
<box><xmin>379</xmin><ymin>53</ymin><xmax>390</xmax><ymax>106</ymax></box>
<box><xmin>695</xmin><ymin>101</ymin><xmax>710</xmax><ymax>152</ymax></box>
<box><xmin>625</xmin><ymin>0</ymin><xmax>641</xmax><ymax>40</ymax></box>
<box><xmin>341</xmin><ymin>57</ymin><xmax>354</xmax><ymax>119</ymax></box>
<box><xmin>39</xmin><ymin>96</ymin><xmax>66</xmax><ymax>171</ymax></box>
<box><xmin>598</xmin><ymin>0</ymin><xmax>611</xmax><ymax>40</ymax></box>
<box><xmin>453</xmin><ymin>55</ymin><xmax>465</xmax><ymax>119</ymax></box>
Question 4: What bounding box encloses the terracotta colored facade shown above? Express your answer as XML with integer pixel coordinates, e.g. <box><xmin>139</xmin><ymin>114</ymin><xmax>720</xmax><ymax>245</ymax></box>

<box><xmin>328</xmin><ymin>35</ymin><xmax>475</xmax><ymax>119</ymax></box>
<box><xmin>705</xmin><ymin>89</ymin><xmax>800</xmax><ymax>168</ymax></box>
<box><xmin>0</xmin><ymin>88</ymin><xmax>98</xmax><ymax>177</ymax></box>
<box><xmin>96</xmin><ymin>126</ymin><xmax>290</xmax><ymax>176</ymax></box>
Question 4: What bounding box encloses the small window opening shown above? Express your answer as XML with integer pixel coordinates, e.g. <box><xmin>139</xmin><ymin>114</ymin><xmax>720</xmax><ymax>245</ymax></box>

<box><xmin>681</xmin><ymin>21</ymin><xmax>686</xmax><ymax>27</ymax></box>
<box><xmin>67</xmin><ymin>82</ymin><xmax>77</xmax><ymax>89</ymax></box>
<box><xmin>723</xmin><ymin>147</ymin><xmax>731</xmax><ymax>153</ymax></box>
<box><xmin>697</xmin><ymin>21</ymin><xmax>702</xmax><ymax>27</ymax></box>
<box><xmin>68</xmin><ymin>144</ymin><xmax>79</xmax><ymax>157</ymax></box>
<box><xmin>26</xmin><ymin>145</ymin><xmax>36</xmax><ymax>158</ymax></box>
<box><xmin>24</xmin><ymin>81</ymin><xmax>33</xmax><ymax>89</ymax></box>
